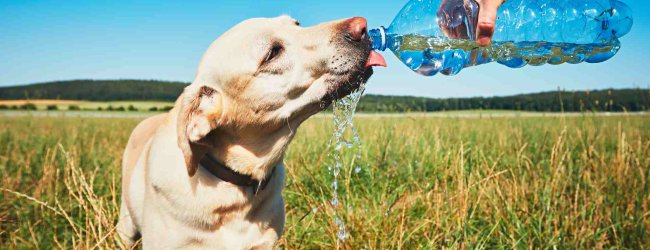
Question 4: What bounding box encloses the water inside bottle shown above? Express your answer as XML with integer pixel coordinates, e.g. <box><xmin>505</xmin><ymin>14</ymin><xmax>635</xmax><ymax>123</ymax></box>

<box><xmin>392</xmin><ymin>34</ymin><xmax>621</xmax><ymax>76</ymax></box>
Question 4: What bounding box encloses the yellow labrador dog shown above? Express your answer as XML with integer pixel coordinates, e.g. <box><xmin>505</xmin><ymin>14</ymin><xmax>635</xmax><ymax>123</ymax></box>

<box><xmin>117</xmin><ymin>15</ymin><xmax>386</xmax><ymax>249</ymax></box>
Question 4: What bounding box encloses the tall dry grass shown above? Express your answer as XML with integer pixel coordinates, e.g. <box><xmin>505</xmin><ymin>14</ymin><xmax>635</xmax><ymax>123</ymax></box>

<box><xmin>1</xmin><ymin>117</ymin><xmax>131</xmax><ymax>249</ymax></box>
<box><xmin>1</xmin><ymin>114</ymin><xmax>649</xmax><ymax>249</ymax></box>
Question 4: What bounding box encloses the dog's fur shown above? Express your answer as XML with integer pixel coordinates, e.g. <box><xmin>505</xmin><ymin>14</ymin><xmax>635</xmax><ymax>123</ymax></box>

<box><xmin>117</xmin><ymin>15</ymin><xmax>374</xmax><ymax>249</ymax></box>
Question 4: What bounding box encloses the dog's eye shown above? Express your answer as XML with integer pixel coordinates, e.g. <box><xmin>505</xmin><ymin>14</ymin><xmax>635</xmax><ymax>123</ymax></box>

<box><xmin>263</xmin><ymin>44</ymin><xmax>283</xmax><ymax>64</ymax></box>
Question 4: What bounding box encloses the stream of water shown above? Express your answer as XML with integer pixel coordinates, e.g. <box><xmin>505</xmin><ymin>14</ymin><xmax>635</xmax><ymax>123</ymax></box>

<box><xmin>328</xmin><ymin>83</ymin><xmax>366</xmax><ymax>243</ymax></box>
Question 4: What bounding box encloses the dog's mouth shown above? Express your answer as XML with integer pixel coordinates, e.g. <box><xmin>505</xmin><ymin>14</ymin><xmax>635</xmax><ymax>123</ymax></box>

<box><xmin>321</xmin><ymin>50</ymin><xmax>386</xmax><ymax>104</ymax></box>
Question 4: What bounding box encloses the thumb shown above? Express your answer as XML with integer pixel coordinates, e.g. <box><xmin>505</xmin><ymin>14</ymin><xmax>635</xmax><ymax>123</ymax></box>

<box><xmin>475</xmin><ymin>0</ymin><xmax>501</xmax><ymax>46</ymax></box>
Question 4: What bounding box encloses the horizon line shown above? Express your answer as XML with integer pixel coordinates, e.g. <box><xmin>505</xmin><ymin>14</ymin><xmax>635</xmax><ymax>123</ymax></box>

<box><xmin>1</xmin><ymin>78</ymin><xmax>649</xmax><ymax>100</ymax></box>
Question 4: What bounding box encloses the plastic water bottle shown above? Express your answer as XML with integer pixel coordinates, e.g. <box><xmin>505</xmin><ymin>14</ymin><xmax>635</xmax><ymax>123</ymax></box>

<box><xmin>369</xmin><ymin>0</ymin><xmax>633</xmax><ymax>76</ymax></box>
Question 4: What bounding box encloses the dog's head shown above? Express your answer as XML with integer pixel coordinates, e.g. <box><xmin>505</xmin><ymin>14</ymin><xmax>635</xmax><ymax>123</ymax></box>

<box><xmin>177</xmin><ymin>16</ymin><xmax>386</xmax><ymax>177</ymax></box>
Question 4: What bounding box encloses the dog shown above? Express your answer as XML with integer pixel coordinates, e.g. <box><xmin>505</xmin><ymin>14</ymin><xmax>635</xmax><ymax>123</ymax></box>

<box><xmin>117</xmin><ymin>15</ymin><xmax>386</xmax><ymax>249</ymax></box>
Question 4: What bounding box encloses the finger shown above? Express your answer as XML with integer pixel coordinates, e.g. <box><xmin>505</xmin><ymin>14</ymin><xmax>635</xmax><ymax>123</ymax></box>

<box><xmin>476</xmin><ymin>0</ymin><xmax>501</xmax><ymax>46</ymax></box>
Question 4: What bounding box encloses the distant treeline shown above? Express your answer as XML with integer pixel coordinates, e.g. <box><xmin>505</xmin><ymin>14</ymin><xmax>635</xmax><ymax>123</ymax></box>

<box><xmin>0</xmin><ymin>103</ymin><xmax>174</xmax><ymax>112</ymax></box>
<box><xmin>0</xmin><ymin>79</ymin><xmax>648</xmax><ymax>112</ymax></box>
<box><xmin>0</xmin><ymin>79</ymin><xmax>187</xmax><ymax>101</ymax></box>
<box><xmin>359</xmin><ymin>89</ymin><xmax>650</xmax><ymax>112</ymax></box>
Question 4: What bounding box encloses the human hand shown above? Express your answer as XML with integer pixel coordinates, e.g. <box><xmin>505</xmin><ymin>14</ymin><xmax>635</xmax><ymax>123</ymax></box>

<box><xmin>474</xmin><ymin>0</ymin><xmax>505</xmax><ymax>46</ymax></box>
<box><xmin>437</xmin><ymin>0</ymin><xmax>505</xmax><ymax>46</ymax></box>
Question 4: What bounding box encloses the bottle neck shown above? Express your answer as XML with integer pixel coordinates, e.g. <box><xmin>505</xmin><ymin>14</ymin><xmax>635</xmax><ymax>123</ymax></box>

<box><xmin>369</xmin><ymin>27</ymin><xmax>387</xmax><ymax>51</ymax></box>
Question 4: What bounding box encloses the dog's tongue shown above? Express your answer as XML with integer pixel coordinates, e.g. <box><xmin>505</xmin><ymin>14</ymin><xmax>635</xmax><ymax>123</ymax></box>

<box><xmin>365</xmin><ymin>51</ymin><xmax>387</xmax><ymax>68</ymax></box>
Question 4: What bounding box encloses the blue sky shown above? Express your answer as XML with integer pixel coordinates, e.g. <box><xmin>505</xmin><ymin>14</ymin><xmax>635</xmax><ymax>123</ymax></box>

<box><xmin>1</xmin><ymin>0</ymin><xmax>648</xmax><ymax>98</ymax></box>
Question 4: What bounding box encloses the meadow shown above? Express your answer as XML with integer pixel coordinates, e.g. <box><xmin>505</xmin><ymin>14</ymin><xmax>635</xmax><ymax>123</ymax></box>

<box><xmin>1</xmin><ymin>113</ymin><xmax>649</xmax><ymax>249</ymax></box>
<box><xmin>0</xmin><ymin>100</ymin><xmax>173</xmax><ymax>111</ymax></box>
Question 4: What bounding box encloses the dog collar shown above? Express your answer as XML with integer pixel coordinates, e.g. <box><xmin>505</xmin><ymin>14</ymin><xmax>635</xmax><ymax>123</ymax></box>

<box><xmin>200</xmin><ymin>154</ymin><xmax>275</xmax><ymax>195</ymax></box>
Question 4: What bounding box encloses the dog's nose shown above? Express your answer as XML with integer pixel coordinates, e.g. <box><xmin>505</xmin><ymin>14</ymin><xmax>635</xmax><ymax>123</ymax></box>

<box><xmin>345</xmin><ymin>17</ymin><xmax>367</xmax><ymax>42</ymax></box>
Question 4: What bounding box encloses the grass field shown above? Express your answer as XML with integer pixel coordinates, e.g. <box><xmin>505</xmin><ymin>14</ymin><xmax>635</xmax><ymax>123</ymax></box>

<box><xmin>0</xmin><ymin>100</ymin><xmax>174</xmax><ymax>111</ymax></box>
<box><xmin>1</xmin><ymin>114</ymin><xmax>649</xmax><ymax>249</ymax></box>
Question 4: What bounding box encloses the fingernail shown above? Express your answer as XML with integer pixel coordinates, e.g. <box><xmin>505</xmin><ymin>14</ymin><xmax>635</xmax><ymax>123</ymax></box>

<box><xmin>476</xmin><ymin>23</ymin><xmax>495</xmax><ymax>46</ymax></box>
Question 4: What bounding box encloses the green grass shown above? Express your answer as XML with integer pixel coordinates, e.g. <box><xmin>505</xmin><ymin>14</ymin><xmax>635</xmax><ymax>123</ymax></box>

<box><xmin>73</xmin><ymin>101</ymin><xmax>174</xmax><ymax>110</ymax></box>
<box><xmin>1</xmin><ymin>115</ymin><xmax>649</xmax><ymax>249</ymax></box>
<box><xmin>0</xmin><ymin>100</ymin><xmax>174</xmax><ymax>111</ymax></box>
<box><xmin>427</xmin><ymin>109</ymin><xmax>529</xmax><ymax>114</ymax></box>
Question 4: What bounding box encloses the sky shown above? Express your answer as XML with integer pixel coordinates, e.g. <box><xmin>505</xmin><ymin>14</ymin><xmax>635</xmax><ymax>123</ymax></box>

<box><xmin>1</xmin><ymin>0</ymin><xmax>648</xmax><ymax>98</ymax></box>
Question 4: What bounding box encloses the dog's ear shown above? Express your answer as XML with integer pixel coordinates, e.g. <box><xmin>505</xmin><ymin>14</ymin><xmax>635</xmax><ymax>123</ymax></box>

<box><xmin>177</xmin><ymin>85</ymin><xmax>223</xmax><ymax>177</ymax></box>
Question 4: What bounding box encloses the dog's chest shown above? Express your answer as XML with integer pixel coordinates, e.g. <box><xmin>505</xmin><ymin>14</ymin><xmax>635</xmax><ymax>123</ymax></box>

<box><xmin>143</xmin><ymin>138</ymin><xmax>284</xmax><ymax>249</ymax></box>
<box><xmin>148</xmin><ymin>165</ymin><xmax>253</xmax><ymax>223</ymax></box>
<box><xmin>145</xmin><ymin>173</ymin><xmax>271</xmax><ymax>247</ymax></box>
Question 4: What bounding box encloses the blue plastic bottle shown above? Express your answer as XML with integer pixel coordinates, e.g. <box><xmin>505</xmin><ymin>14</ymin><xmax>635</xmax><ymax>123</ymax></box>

<box><xmin>369</xmin><ymin>0</ymin><xmax>633</xmax><ymax>76</ymax></box>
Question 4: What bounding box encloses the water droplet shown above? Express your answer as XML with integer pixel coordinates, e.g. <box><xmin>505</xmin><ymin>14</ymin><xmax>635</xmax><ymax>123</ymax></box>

<box><xmin>331</xmin><ymin>180</ymin><xmax>338</xmax><ymax>190</ymax></box>
<box><xmin>337</xmin><ymin>230</ymin><xmax>350</xmax><ymax>241</ymax></box>
<box><xmin>331</xmin><ymin>197</ymin><xmax>339</xmax><ymax>207</ymax></box>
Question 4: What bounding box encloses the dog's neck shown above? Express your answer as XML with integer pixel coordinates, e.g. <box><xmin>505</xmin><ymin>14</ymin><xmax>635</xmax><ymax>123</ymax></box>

<box><xmin>204</xmin><ymin>126</ymin><xmax>295</xmax><ymax>180</ymax></box>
